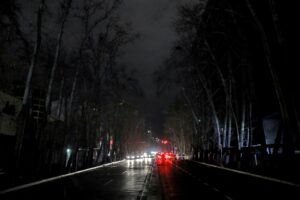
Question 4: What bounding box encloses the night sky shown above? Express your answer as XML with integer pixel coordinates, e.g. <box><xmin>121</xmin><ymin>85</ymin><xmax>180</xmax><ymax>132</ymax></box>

<box><xmin>18</xmin><ymin>0</ymin><xmax>196</xmax><ymax>135</ymax></box>
<box><xmin>118</xmin><ymin>0</ymin><xmax>195</xmax><ymax>134</ymax></box>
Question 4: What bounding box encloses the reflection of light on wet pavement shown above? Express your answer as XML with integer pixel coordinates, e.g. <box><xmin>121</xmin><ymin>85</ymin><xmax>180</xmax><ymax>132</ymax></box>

<box><xmin>158</xmin><ymin>164</ymin><xmax>179</xmax><ymax>199</ymax></box>
<box><xmin>126</xmin><ymin>160</ymin><xmax>134</xmax><ymax>167</ymax></box>
<box><xmin>144</xmin><ymin>158</ymin><xmax>152</xmax><ymax>164</ymax></box>
<box><xmin>126</xmin><ymin>158</ymin><xmax>153</xmax><ymax>168</ymax></box>
<box><xmin>122</xmin><ymin>158</ymin><xmax>152</xmax><ymax>193</ymax></box>
<box><xmin>158</xmin><ymin>164</ymin><xmax>171</xmax><ymax>175</ymax></box>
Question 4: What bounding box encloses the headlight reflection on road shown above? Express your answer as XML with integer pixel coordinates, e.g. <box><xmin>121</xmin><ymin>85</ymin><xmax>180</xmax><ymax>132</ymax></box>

<box><xmin>126</xmin><ymin>159</ymin><xmax>135</xmax><ymax>167</ymax></box>
<box><xmin>144</xmin><ymin>158</ymin><xmax>152</xmax><ymax>164</ymax></box>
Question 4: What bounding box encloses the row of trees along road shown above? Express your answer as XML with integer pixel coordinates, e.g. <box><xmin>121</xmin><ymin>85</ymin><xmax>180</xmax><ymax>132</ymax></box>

<box><xmin>0</xmin><ymin>0</ymin><xmax>143</xmax><ymax>186</ymax></box>
<box><xmin>156</xmin><ymin>0</ymin><xmax>300</xmax><ymax>174</ymax></box>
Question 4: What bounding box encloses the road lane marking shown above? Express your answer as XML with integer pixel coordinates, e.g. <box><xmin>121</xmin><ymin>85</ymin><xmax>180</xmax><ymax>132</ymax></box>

<box><xmin>122</xmin><ymin>170</ymin><xmax>127</xmax><ymax>174</ymax></box>
<box><xmin>0</xmin><ymin>160</ymin><xmax>125</xmax><ymax>194</ymax></box>
<box><xmin>172</xmin><ymin>161</ymin><xmax>234</xmax><ymax>200</ymax></box>
<box><xmin>225</xmin><ymin>195</ymin><xmax>234</xmax><ymax>200</ymax></box>
<box><xmin>137</xmin><ymin>164</ymin><xmax>153</xmax><ymax>200</ymax></box>
<box><xmin>191</xmin><ymin>160</ymin><xmax>300</xmax><ymax>188</ymax></box>
<box><xmin>103</xmin><ymin>179</ymin><xmax>113</xmax><ymax>186</ymax></box>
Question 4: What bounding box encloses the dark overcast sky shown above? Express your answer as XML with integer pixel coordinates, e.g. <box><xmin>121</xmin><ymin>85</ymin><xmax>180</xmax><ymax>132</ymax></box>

<box><xmin>119</xmin><ymin>0</ymin><xmax>196</xmax><ymax>134</ymax></box>
<box><xmin>20</xmin><ymin>0</ymin><xmax>196</xmax><ymax>135</ymax></box>
<box><xmin>119</xmin><ymin>0</ymin><xmax>178</xmax><ymax>94</ymax></box>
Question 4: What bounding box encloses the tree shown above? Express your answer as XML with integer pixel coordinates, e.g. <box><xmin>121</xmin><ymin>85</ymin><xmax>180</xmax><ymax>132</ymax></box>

<box><xmin>14</xmin><ymin>0</ymin><xmax>46</xmax><ymax>178</ymax></box>
<box><xmin>0</xmin><ymin>0</ymin><xmax>140</xmax><ymax>183</ymax></box>
<box><xmin>45</xmin><ymin>0</ymin><xmax>73</xmax><ymax>115</ymax></box>
<box><xmin>156</xmin><ymin>0</ymin><xmax>298</xmax><ymax>169</ymax></box>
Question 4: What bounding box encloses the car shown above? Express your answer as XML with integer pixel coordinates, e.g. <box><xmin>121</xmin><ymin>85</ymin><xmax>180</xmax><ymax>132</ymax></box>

<box><xmin>126</xmin><ymin>155</ymin><xmax>136</xmax><ymax>160</ymax></box>
<box><xmin>155</xmin><ymin>152</ymin><xmax>175</xmax><ymax>165</ymax></box>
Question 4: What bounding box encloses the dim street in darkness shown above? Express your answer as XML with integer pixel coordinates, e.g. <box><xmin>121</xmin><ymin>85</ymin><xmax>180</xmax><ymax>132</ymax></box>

<box><xmin>1</xmin><ymin>0</ymin><xmax>300</xmax><ymax>199</ymax></box>
<box><xmin>1</xmin><ymin>158</ymin><xmax>300</xmax><ymax>200</ymax></box>
<box><xmin>1</xmin><ymin>159</ymin><xmax>155</xmax><ymax>200</ymax></box>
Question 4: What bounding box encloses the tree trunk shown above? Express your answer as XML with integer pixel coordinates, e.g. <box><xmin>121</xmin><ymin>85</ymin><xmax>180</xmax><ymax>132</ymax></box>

<box><xmin>45</xmin><ymin>0</ymin><xmax>72</xmax><ymax>114</ymax></box>
<box><xmin>227</xmin><ymin>81</ymin><xmax>232</xmax><ymax>148</ymax></box>
<box><xmin>240</xmin><ymin>98</ymin><xmax>246</xmax><ymax>148</ymax></box>
<box><xmin>57</xmin><ymin>76</ymin><xmax>65</xmax><ymax>118</ymax></box>
<box><xmin>15</xmin><ymin>0</ymin><xmax>45</xmax><ymax>175</ymax></box>
<box><xmin>223</xmin><ymin>102</ymin><xmax>228</xmax><ymax>148</ymax></box>
<box><xmin>245</xmin><ymin>0</ymin><xmax>294</xmax><ymax>156</ymax></box>
<box><xmin>69</xmin><ymin>64</ymin><xmax>80</xmax><ymax>114</ymax></box>
<box><xmin>247</xmin><ymin>102</ymin><xmax>253</xmax><ymax>147</ymax></box>
<box><xmin>197</xmin><ymin>70</ymin><xmax>222</xmax><ymax>154</ymax></box>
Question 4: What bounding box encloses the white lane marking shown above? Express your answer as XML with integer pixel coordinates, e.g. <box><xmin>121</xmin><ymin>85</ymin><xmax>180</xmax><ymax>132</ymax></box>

<box><xmin>173</xmin><ymin>161</ymin><xmax>234</xmax><ymax>200</ymax></box>
<box><xmin>0</xmin><ymin>160</ymin><xmax>125</xmax><ymax>194</ymax></box>
<box><xmin>137</xmin><ymin>165</ymin><xmax>153</xmax><ymax>200</ymax></box>
<box><xmin>191</xmin><ymin>160</ymin><xmax>300</xmax><ymax>188</ymax></box>
<box><xmin>225</xmin><ymin>195</ymin><xmax>234</xmax><ymax>200</ymax></box>
<box><xmin>122</xmin><ymin>170</ymin><xmax>127</xmax><ymax>174</ymax></box>
<box><xmin>103</xmin><ymin>179</ymin><xmax>113</xmax><ymax>186</ymax></box>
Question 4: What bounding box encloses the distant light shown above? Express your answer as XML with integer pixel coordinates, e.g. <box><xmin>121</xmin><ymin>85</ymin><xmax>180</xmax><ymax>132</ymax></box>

<box><xmin>66</xmin><ymin>148</ymin><xmax>71</xmax><ymax>153</ymax></box>
<box><xmin>161</xmin><ymin>140</ymin><xmax>168</xmax><ymax>144</ymax></box>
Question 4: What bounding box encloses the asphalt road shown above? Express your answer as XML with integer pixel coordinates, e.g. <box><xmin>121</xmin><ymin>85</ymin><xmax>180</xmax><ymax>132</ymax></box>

<box><xmin>157</xmin><ymin>160</ymin><xmax>231</xmax><ymax>200</ymax></box>
<box><xmin>0</xmin><ymin>159</ymin><xmax>157</xmax><ymax>200</ymax></box>
<box><xmin>1</xmin><ymin>158</ymin><xmax>300</xmax><ymax>200</ymax></box>
<box><xmin>159</xmin><ymin>160</ymin><xmax>300</xmax><ymax>200</ymax></box>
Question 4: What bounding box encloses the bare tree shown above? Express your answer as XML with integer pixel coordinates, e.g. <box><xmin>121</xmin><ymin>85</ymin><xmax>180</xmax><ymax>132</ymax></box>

<box><xmin>245</xmin><ymin>0</ymin><xmax>294</xmax><ymax>156</ymax></box>
<box><xmin>15</xmin><ymin>0</ymin><xmax>46</xmax><ymax>174</ymax></box>
<box><xmin>45</xmin><ymin>0</ymin><xmax>73</xmax><ymax>115</ymax></box>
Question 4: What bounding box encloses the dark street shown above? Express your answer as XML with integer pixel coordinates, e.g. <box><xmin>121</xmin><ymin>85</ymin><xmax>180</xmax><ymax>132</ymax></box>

<box><xmin>1</xmin><ymin>158</ymin><xmax>300</xmax><ymax>200</ymax></box>
<box><xmin>1</xmin><ymin>0</ymin><xmax>300</xmax><ymax>199</ymax></box>
<box><xmin>1</xmin><ymin>159</ymin><xmax>154</xmax><ymax>200</ymax></box>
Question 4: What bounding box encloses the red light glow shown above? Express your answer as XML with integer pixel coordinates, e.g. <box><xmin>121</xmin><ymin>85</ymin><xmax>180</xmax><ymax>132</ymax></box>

<box><xmin>161</xmin><ymin>140</ymin><xmax>168</xmax><ymax>144</ymax></box>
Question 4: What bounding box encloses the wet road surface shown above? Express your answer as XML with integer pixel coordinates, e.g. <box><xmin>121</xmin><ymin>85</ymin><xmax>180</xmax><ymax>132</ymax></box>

<box><xmin>2</xmin><ymin>159</ymin><xmax>300</xmax><ymax>200</ymax></box>
<box><xmin>1</xmin><ymin>159</ymin><xmax>157</xmax><ymax>200</ymax></box>
<box><xmin>158</xmin><ymin>160</ymin><xmax>300</xmax><ymax>200</ymax></box>
<box><xmin>157</xmin><ymin>160</ymin><xmax>231</xmax><ymax>200</ymax></box>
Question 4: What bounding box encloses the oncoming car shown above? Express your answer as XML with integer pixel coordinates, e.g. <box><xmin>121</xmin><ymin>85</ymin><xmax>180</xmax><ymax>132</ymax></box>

<box><xmin>126</xmin><ymin>155</ymin><xmax>136</xmax><ymax>160</ymax></box>
<box><xmin>126</xmin><ymin>152</ymin><xmax>152</xmax><ymax>160</ymax></box>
